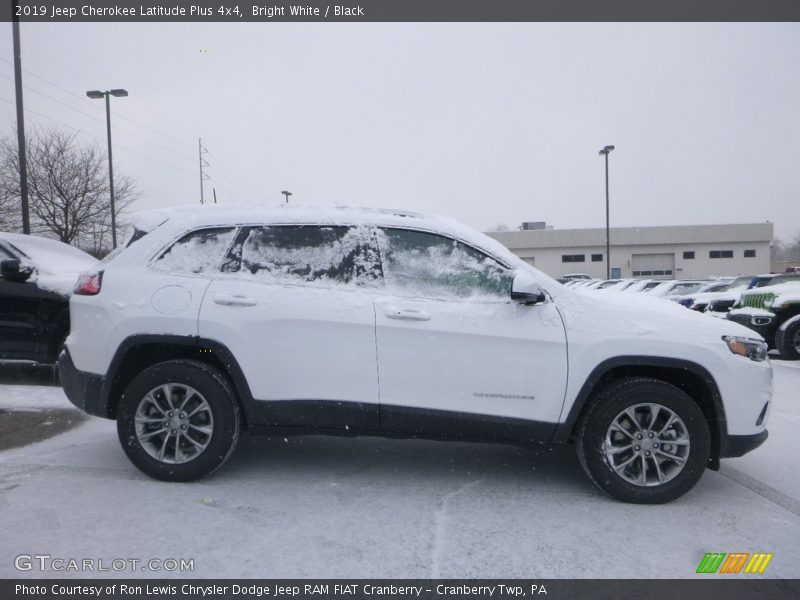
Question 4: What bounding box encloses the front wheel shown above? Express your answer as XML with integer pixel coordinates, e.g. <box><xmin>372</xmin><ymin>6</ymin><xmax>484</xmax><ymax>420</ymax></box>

<box><xmin>117</xmin><ymin>360</ymin><xmax>241</xmax><ymax>482</ymax></box>
<box><xmin>576</xmin><ymin>377</ymin><xmax>710</xmax><ymax>504</ymax></box>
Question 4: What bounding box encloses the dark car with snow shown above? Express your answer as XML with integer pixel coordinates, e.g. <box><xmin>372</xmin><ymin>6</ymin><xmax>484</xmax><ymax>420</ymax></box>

<box><xmin>0</xmin><ymin>232</ymin><xmax>96</xmax><ymax>364</ymax></box>
<box><xmin>727</xmin><ymin>275</ymin><xmax>800</xmax><ymax>360</ymax></box>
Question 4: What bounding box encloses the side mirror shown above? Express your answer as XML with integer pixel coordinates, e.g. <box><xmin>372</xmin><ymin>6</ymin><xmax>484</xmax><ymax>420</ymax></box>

<box><xmin>511</xmin><ymin>272</ymin><xmax>546</xmax><ymax>305</ymax></box>
<box><xmin>0</xmin><ymin>259</ymin><xmax>32</xmax><ymax>282</ymax></box>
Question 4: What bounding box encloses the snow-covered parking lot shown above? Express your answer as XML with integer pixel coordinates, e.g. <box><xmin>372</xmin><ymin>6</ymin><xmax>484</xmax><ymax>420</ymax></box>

<box><xmin>1</xmin><ymin>362</ymin><xmax>798</xmax><ymax>579</ymax></box>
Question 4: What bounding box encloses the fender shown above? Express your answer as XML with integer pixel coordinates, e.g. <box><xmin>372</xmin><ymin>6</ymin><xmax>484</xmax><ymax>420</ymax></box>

<box><xmin>551</xmin><ymin>355</ymin><xmax>728</xmax><ymax>461</ymax></box>
<box><xmin>101</xmin><ymin>334</ymin><xmax>258</xmax><ymax>424</ymax></box>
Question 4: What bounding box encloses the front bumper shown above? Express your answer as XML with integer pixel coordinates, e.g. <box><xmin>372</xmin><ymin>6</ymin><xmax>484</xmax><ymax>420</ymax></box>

<box><xmin>58</xmin><ymin>349</ymin><xmax>111</xmax><ymax>419</ymax></box>
<box><xmin>727</xmin><ymin>312</ymin><xmax>778</xmax><ymax>347</ymax></box>
<box><xmin>720</xmin><ymin>430</ymin><xmax>769</xmax><ymax>458</ymax></box>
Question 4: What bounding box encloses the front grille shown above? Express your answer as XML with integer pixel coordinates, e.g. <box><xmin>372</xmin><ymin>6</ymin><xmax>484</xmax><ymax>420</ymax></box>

<box><xmin>740</xmin><ymin>293</ymin><xmax>775</xmax><ymax>310</ymax></box>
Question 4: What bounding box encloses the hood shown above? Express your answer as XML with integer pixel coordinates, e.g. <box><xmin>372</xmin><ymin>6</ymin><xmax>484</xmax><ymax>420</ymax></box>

<box><xmin>555</xmin><ymin>287</ymin><xmax>763</xmax><ymax>343</ymax></box>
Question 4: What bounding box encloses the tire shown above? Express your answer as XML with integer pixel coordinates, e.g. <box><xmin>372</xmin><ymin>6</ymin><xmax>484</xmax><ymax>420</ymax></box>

<box><xmin>576</xmin><ymin>377</ymin><xmax>710</xmax><ymax>504</ymax></box>
<box><xmin>775</xmin><ymin>317</ymin><xmax>800</xmax><ymax>361</ymax></box>
<box><xmin>117</xmin><ymin>359</ymin><xmax>241</xmax><ymax>482</ymax></box>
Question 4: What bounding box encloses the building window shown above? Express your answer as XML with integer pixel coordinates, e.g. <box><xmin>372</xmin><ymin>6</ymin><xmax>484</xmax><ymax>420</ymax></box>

<box><xmin>709</xmin><ymin>250</ymin><xmax>734</xmax><ymax>259</ymax></box>
<box><xmin>744</xmin><ymin>249</ymin><xmax>756</xmax><ymax>258</ymax></box>
<box><xmin>683</xmin><ymin>251</ymin><xmax>695</xmax><ymax>259</ymax></box>
<box><xmin>632</xmin><ymin>270</ymin><xmax>673</xmax><ymax>277</ymax></box>
<box><xmin>591</xmin><ymin>253</ymin><xmax>603</xmax><ymax>262</ymax></box>
<box><xmin>562</xmin><ymin>254</ymin><xmax>585</xmax><ymax>263</ymax></box>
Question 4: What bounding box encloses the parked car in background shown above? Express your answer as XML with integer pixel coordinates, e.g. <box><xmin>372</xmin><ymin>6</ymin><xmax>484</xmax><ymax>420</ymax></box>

<box><xmin>646</xmin><ymin>280</ymin><xmax>707</xmax><ymax>298</ymax></box>
<box><xmin>0</xmin><ymin>232</ymin><xmax>97</xmax><ymax>364</ymax></box>
<box><xmin>623</xmin><ymin>279</ymin><xmax>662</xmax><ymax>293</ymax></box>
<box><xmin>672</xmin><ymin>280</ymin><xmax>733</xmax><ymax>308</ymax></box>
<box><xmin>727</xmin><ymin>275</ymin><xmax>800</xmax><ymax>359</ymax></box>
<box><xmin>704</xmin><ymin>274</ymin><xmax>792</xmax><ymax>318</ymax></box>
<box><xmin>561</xmin><ymin>273</ymin><xmax>592</xmax><ymax>281</ymax></box>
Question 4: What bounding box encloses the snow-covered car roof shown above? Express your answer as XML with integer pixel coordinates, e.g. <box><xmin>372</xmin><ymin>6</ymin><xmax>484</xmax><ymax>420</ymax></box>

<box><xmin>0</xmin><ymin>232</ymin><xmax>97</xmax><ymax>295</ymax></box>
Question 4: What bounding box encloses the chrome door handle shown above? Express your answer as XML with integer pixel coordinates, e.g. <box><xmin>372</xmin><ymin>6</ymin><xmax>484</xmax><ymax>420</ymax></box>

<box><xmin>213</xmin><ymin>294</ymin><xmax>258</xmax><ymax>307</ymax></box>
<box><xmin>385</xmin><ymin>308</ymin><xmax>431</xmax><ymax>321</ymax></box>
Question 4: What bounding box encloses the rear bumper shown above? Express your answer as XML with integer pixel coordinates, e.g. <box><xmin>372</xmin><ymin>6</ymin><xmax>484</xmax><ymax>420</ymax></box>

<box><xmin>57</xmin><ymin>349</ymin><xmax>111</xmax><ymax>419</ymax></box>
<box><xmin>720</xmin><ymin>430</ymin><xmax>769</xmax><ymax>458</ymax></box>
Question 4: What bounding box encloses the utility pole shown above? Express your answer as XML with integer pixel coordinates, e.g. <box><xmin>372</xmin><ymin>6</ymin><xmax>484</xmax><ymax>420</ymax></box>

<box><xmin>198</xmin><ymin>138</ymin><xmax>209</xmax><ymax>204</ymax></box>
<box><xmin>12</xmin><ymin>3</ymin><xmax>30</xmax><ymax>234</ymax></box>
<box><xmin>281</xmin><ymin>190</ymin><xmax>292</xmax><ymax>204</ymax></box>
<box><xmin>212</xmin><ymin>188</ymin><xmax>217</xmax><ymax>204</ymax></box>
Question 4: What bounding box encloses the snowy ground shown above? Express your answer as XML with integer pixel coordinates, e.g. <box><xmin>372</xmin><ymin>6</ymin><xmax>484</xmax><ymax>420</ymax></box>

<box><xmin>0</xmin><ymin>362</ymin><xmax>798</xmax><ymax>579</ymax></box>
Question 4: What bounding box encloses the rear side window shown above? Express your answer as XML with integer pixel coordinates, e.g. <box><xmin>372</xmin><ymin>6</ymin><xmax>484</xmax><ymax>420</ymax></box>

<box><xmin>155</xmin><ymin>227</ymin><xmax>237</xmax><ymax>274</ymax></box>
<box><xmin>234</xmin><ymin>225</ymin><xmax>381</xmax><ymax>286</ymax></box>
<box><xmin>378</xmin><ymin>228</ymin><xmax>511</xmax><ymax>299</ymax></box>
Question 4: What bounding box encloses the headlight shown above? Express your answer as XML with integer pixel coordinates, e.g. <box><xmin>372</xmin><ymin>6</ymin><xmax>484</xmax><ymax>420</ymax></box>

<box><xmin>723</xmin><ymin>336</ymin><xmax>768</xmax><ymax>362</ymax></box>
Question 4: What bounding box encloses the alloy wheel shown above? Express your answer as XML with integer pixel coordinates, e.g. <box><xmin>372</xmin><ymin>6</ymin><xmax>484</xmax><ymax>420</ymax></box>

<box><xmin>604</xmin><ymin>403</ymin><xmax>691</xmax><ymax>487</ymax></box>
<box><xmin>134</xmin><ymin>384</ymin><xmax>214</xmax><ymax>464</ymax></box>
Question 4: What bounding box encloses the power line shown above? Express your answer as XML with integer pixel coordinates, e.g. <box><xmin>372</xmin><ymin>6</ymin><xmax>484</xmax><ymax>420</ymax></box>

<box><xmin>0</xmin><ymin>71</ymin><xmax>196</xmax><ymax>164</ymax></box>
<box><xmin>0</xmin><ymin>55</ymin><xmax>189</xmax><ymax>148</ymax></box>
<box><xmin>0</xmin><ymin>96</ymin><xmax>198</xmax><ymax>178</ymax></box>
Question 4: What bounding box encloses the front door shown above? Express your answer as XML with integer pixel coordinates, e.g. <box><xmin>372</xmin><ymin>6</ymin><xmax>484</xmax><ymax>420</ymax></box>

<box><xmin>373</xmin><ymin>228</ymin><xmax>568</xmax><ymax>442</ymax></box>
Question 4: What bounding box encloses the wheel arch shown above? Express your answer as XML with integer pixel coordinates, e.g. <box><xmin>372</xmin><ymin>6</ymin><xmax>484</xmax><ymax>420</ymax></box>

<box><xmin>102</xmin><ymin>334</ymin><xmax>256</xmax><ymax>427</ymax></box>
<box><xmin>553</xmin><ymin>356</ymin><xmax>728</xmax><ymax>468</ymax></box>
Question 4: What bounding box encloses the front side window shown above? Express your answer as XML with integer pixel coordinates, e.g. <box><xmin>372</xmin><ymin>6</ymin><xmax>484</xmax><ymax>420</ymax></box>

<box><xmin>155</xmin><ymin>227</ymin><xmax>237</xmax><ymax>274</ymax></box>
<box><xmin>378</xmin><ymin>228</ymin><xmax>511</xmax><ymax>299</ymax></box>
<box><xmin>235</xmin><ymin>225</ymin><xmax>380</xmax><ymax>286</ymax></box>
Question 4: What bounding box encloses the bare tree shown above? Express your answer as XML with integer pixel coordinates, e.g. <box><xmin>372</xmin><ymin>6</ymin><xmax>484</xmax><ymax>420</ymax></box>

<box><xmin>0</xmin><ymin>126</ymin><xmax>137</xmax><ymax>250</ymax></box>
<box><xmin>0</xmin><ymin>136</ymin><xmax>23</xmax><ymax>232</ymax></box>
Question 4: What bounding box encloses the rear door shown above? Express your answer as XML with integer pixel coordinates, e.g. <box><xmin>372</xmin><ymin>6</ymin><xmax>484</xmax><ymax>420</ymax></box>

<box><xmin>373</xmin><ymin>228</ymin><xmax>568</xmax><ymax>441</ymax></box>
<box><xmin>198</xmin><ymin>224</ymin><xmax>382</xmax><ymax>430</ymax></box>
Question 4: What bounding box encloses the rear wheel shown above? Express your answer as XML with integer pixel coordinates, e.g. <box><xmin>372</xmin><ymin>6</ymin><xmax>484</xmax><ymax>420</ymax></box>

<box><xmin>577</xmin><ymin>377</ymin><xmax>710</xmax><ymax>504</ymax></box>
<box><xmin>117</xmin><ymin>360</ymin><xmax>241</xmax><ymax>481</ymax></box>
<box><xmin>775</xmin><ymin>317</ymin><xmax>800</xmax><ymax>361</ymax></box>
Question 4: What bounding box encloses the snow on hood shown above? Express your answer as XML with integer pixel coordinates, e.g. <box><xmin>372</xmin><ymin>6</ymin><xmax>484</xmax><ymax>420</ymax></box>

<box><xmin>555</xmin><ymin>286</ymin><xmax>762</xmax><ymax>343</ymax></box>
<box><xmin>0</xmin><ymin>232</ymin><xmax>97</xmax><ymax>296</ymax></box>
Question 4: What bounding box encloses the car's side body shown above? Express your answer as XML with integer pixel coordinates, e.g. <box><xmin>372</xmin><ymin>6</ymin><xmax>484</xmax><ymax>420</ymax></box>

<box><xmin>60</xmin><ymin>207</ymin><xmax>771</xmax><ymax>468</ymax></box>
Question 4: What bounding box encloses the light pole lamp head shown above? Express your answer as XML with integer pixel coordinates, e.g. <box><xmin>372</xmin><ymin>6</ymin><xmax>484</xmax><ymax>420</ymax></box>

<box><xmin>86</xmin><ymin>90</ymin><xmax>105</xmax><ymax>99</ymax></box>
<box><xmin>599</xmin><ymin>145</ymin><xmax>615</xmax><ymax>156</ymax></box>
<box><xmin>109</xmin><ymin>89</ymin><xmax>128</xmax><ymax>97</ymax></box>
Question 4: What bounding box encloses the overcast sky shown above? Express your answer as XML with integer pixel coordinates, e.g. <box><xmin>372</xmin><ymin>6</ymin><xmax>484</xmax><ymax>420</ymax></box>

<box><xmin>2</xmin><ymin>23</ymin><xmax>799</xmax><ymax>239</ymax></box>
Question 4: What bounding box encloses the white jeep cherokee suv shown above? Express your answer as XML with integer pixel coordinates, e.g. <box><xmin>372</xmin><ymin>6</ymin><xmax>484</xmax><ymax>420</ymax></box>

<box><xmin>59</xmin><ymin>205</ymin><xmax>772</xmax><ymax>503</ymax></box>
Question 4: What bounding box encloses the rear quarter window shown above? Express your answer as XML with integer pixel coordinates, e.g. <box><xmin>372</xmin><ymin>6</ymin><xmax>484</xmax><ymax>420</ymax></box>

<box><xmin>154</xmin><ymin>227</ymin><xmax>237</xmax><ymax>274</ymax></box>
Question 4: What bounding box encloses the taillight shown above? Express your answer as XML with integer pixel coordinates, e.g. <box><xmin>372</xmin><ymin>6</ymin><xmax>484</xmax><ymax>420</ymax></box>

<box><xmin>74</xmin><ymin>271</ymin><xmax>103</xmax><ymax>295</ymax></box>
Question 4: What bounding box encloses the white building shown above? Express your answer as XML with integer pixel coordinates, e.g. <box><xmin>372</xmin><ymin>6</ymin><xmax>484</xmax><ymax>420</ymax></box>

<box><xmin>486</xmin><ymin>223</ymin><xmax>773</xmax><ymax>280</ymax></box>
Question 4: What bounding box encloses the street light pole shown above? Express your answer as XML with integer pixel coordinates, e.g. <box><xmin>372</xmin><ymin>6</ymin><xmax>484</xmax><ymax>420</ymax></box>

<box><xmin>281</xmin><ymin>190</ymin><xmax>292</xmax><ymax>204</ymax></box>
<box><xmin>87</xmin><ymin>89</ymin><xmax>128</xmax><ymax>249</ymax></box>
<box><xmin>599</xmin><ymin>145</ymin><xmax>615</xmax><ymax>279</ymax></box>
